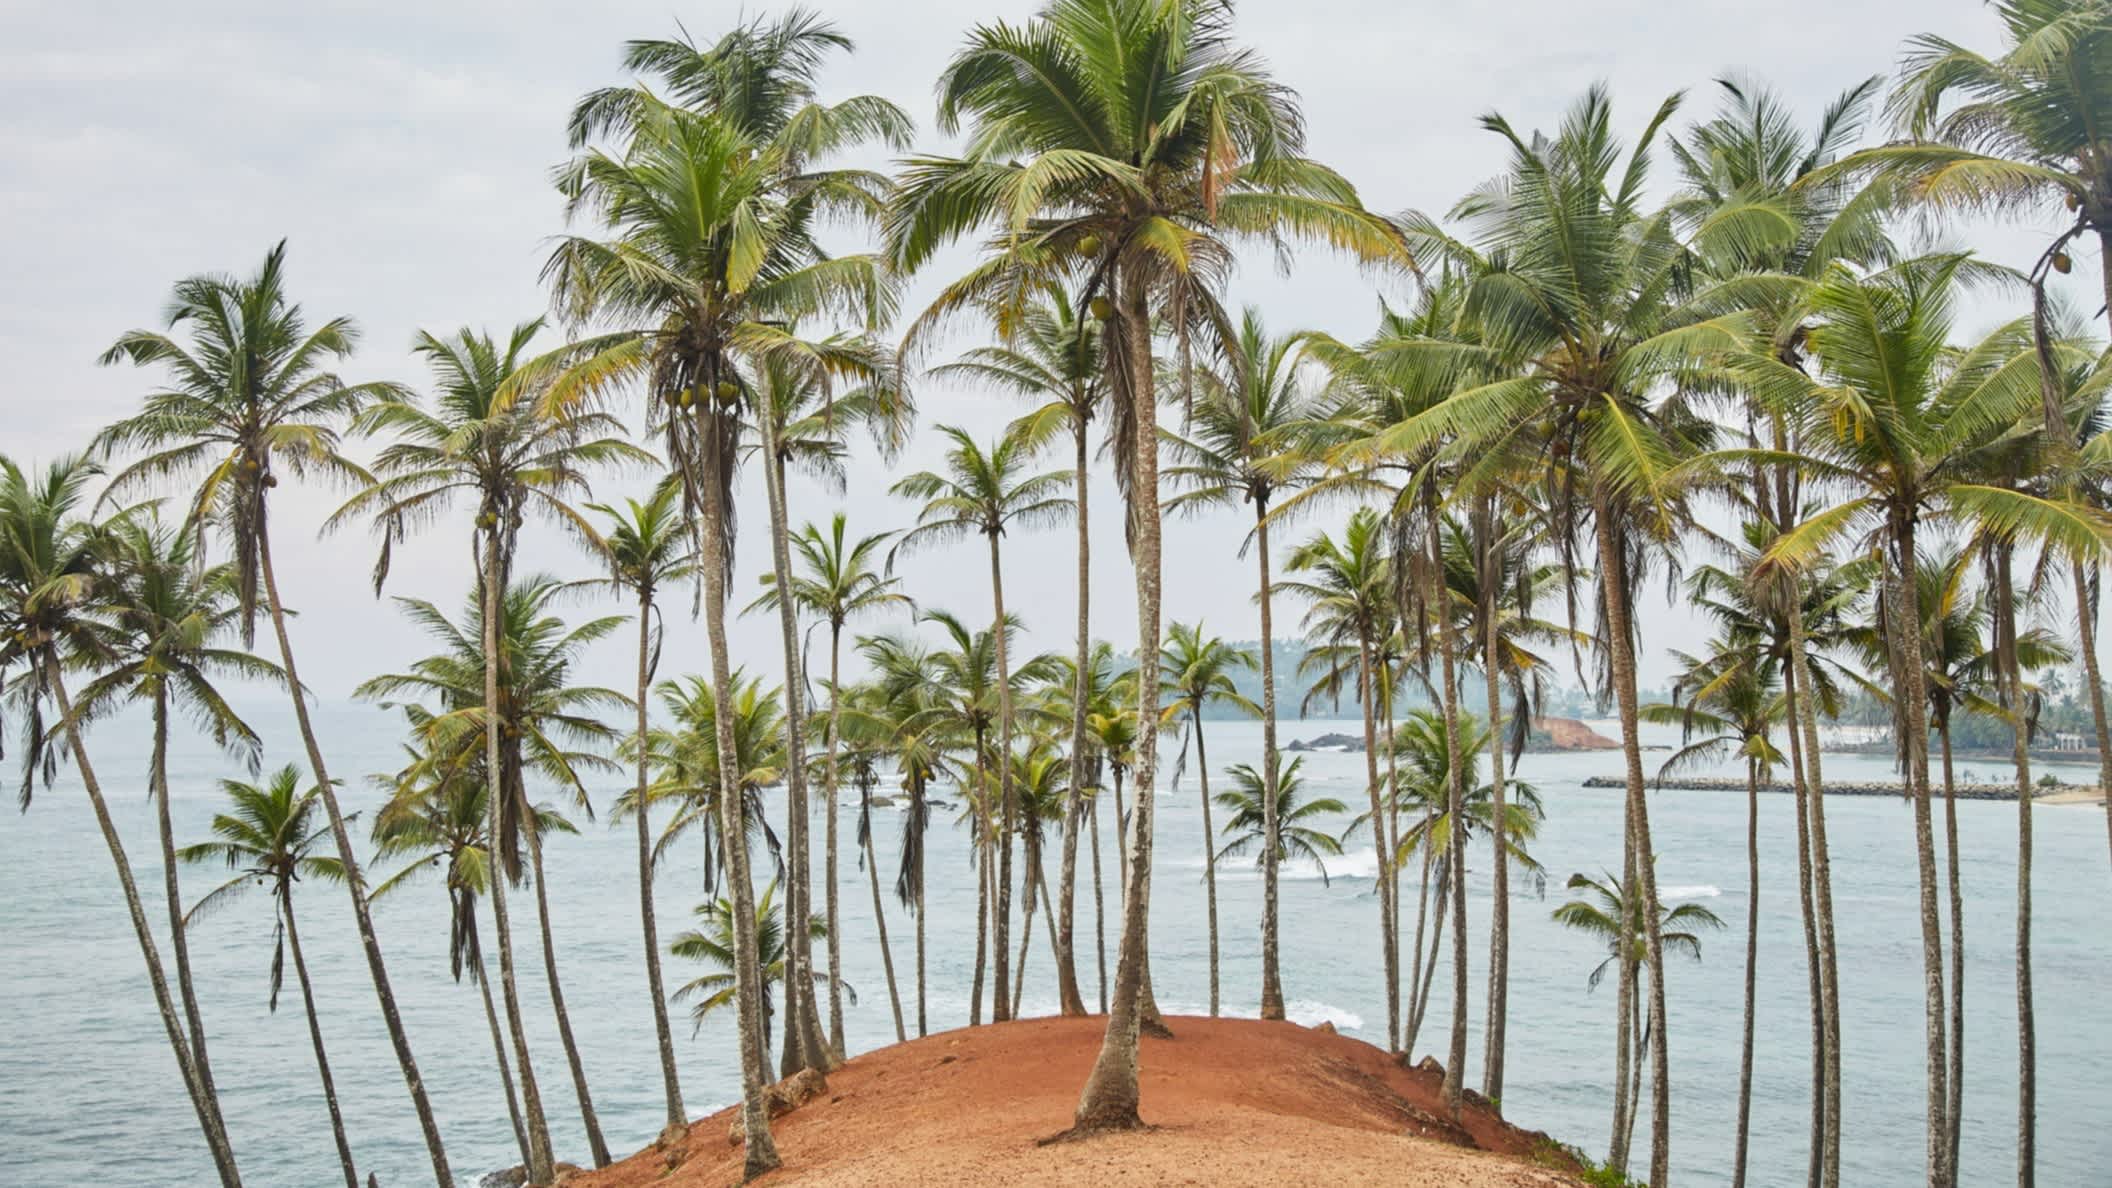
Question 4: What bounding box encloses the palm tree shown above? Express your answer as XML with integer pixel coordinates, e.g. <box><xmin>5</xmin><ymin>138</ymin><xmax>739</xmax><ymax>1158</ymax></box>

<box><xmin>549</xmin><ymin>15</ymin><xmax>905</xmax><ymax>1151</ymax></box>
<box><xmin>754</xmin><ymin>512</ymin><xmax>909</xmax><ymax>1057</ymax></box>
<box><xmin>1063</xmin><ymin>641</ymin><xmax>1136</xmax><ymax>1010</ymax></box>
<box><xmin>93</xmin><ymin>243</ymin><xmax>450</xmax><ymax>1185</ymax></box>
<box><xmin>178</xmin><ymin>767</ymin><xmax>358</xmax><ymax>1188</ymax></box>
<box><xmin>1552</xmin><ymin>868</ymin><xmax>1725</xmax><ymax>1180</ymax></box>
<box><xmin>891</xmin><ymin>0</ymin><xmax>1410</xmax><ymax>1130</ymax></box>
<box><xmin>0</xmin><ymin>455</ymin><xmax>243</xmax><ymax>1187</ymax></box>
<box><xmin>1279</xmin><ymin>508</ymin><xmax>1400</xmax><ymax>1050</ymax></box>
<box><xmin>332</xmin><ymin>317</ymin><xmax>642</xmax><ymax>1171</ymax></box>
<box><xmin>68</xmin><ymin>509</ymin><xmax>282</xmax><ymax>1160</ymax></box>
<box><xmin>1165</xmin><ymin>307</ymin><xmax>1325</xmax><ymax>1021</ymax></box>
<box><xmin>856</xmin><ymin>632</ymin><xmax>947</xmax><ymax>1036</ymax></box>
<box><xmin>1214</xmin><ymin>755</ymin><xmax>1348</xmax><ymax>883</ymax></box>
<box><xmin>354</xmin><ymin>576</ymin><xmax>628</xmax><ymax>1171</ymax></box>
<box><xmin>1160</xmin><ymin>621</ymin><xmax>1256</xmax><ymax>1016</ymax></box>
<box><xmin>1006</xmin><ymin>736</ymin><xmax>1073</xmax><ymax>1017</ymax></box>
<box><xmin>891</xmin><ymin>426</ymin><xmax>1072</xmax><ymax>1024</ymax></box>
<box><xmin>672</xmin><ymin>880</ymin><xmax>837</xmax><ymax>1061</ymax></box>
<box><xmin>633</xmin><ymin>671</ymin><xmax>788</xmax><ymax>893</ymax></box>
<box><xmin>933</xmin><ymin>286</ymin><xmax>1106</xmax><ymax>1018</ymax></box>
<box><xmin>829</xmin><ymin>681</ymin><xmax>911</xmax><ymax>1041</ymax></box>
<box><xmin>580</xmin><ymin>483</ymin><xmax>696</xmax><ymax>1134</ymax></box>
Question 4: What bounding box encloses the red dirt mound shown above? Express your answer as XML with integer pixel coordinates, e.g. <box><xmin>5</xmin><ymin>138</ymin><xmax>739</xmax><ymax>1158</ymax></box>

<box><xmin>578</xmin><ymin>1015</ymin><xmax>1584</xmax><ymax>1187</ymax></box>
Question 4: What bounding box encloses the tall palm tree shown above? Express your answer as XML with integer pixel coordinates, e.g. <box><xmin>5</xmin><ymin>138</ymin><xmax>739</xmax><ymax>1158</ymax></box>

<box><xmin>579</xmin><ymin>484</ymin><xmax>695</xmax><ymax>1135</ymax></box>
<box><xmin>1279</xmin><ymin>508</ymin><xmax>1400</xmax><ymax>1050</ymax></box>
<box><xmin>333</xmin><ymin>317</ymin><xmax>642</xmax><ymax>1171</ymax></box>
<box><xmin>891</xmin><ymin>0</ymin><xmax>1410</xmax><ymax>1129</ymax></box>
<box><xmin>828</xmin><ymin>681</ymin><xmax>911</xmax><ymax>1041</ymax></box>
<box><xmin>672</xmin><ymin>880</ymin><xmax>835</xmax><ymax>1061</ymax></box>
<box><xmin>0</xmin><ymin>455</ymin><xmax>243</xmax><ymax>1187</ymax></box>
<box><xmin>1060</xmin><ymin>640</ymin><xmax>1135</xmax><ymax>1010</ymax></box>
<box><xmin>890</xmin><ymin>425</ymin><xmax>1072</xmax><ymax>1023</ymax></box>
<box><xmin>68</xmin><ymin>509</ymin><xmax>281</xmax><ymax>1159</ymax></box>
<box><xmin>856</xmin><ymin>631</ymin><xmax>947</xmax><ymax>1037</ymax></box>
<box><xmin>1005</xmin><ymin>735</ymin><xmax>1073</xmax><ymax>1016</ymax></box>
<box><xmin>1552</xmin><ymin>868</ymin><xmax>1725</xmax><ymax>1180</ymax></box>
<box><xmin>755</xmin><ymin>513</ymin><xmax>909</xmax><ymax>1053</ymax></box>
<box><xmin>550</xmin><ymin>19</ymin><xmax>904</xmax><ymax>1157</ymax></box>
<box><xmin>178</xmin><ymin>767</ymin><xmax>358</xmax><ymax>1188</ymax></box>
<box><xmin>1160</xmin><ymin>621</ymin><xmax>1257</xmax><ymax>1016</ymax></box>
<box><xmin>1165</xmin><ymin>307</ymin><xmax>1325</xmax><ymax>1021</ymax></box>
<box><xmin>633</xmin><ymin>670</ymin><xmax>789</xmax><ymax>893</ymax></box>
<box><xmin>933</xmin><ymin>286</ymin><xmax>1106</xmax><ymax>1018</ymax></box>
<box><xmin>93</xmin><ymin>244</ymin><xmax>451</xmax><ymax>1183</ymax></box>
<box><xmin>354</xmin><ymin>576</ymin><xmax>628</xmax><ymax>1170</ymax></box>
<box><xmin>1214</xmin><ymin>754</ymin><xmax>1348</xmax><ymax>883</ymax></box>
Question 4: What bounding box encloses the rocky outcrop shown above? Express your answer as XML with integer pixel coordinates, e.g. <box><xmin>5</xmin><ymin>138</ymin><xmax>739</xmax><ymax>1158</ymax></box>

<box><xmin>1529</xmin><ymin>717</ymin><xmax>1620</xmax><ymax>751</ymax></box>
<box><xmin>725</xmin><ymin>1066</ymin><xmax>829</xmax><ymax>1146</ymax></box>
<box><xmin>1286</xmin><ymin>731</ymin><xmax>1363</xmax><ymax>752</ymax></box>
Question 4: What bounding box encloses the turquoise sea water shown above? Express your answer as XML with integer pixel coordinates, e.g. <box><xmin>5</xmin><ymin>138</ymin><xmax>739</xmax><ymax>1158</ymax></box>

<box><xmin>2</xmin><ymin>704</ymin><xmax>2107</xmax><ymax>1186</ymax></box>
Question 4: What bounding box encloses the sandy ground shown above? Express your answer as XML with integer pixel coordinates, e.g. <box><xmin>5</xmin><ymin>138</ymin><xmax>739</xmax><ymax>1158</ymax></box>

<box><xmin>2035</xmin><ymin>786</ymin><xmax>2107</xmax><ymax>805</ymax></box>
<box><xmin>574</xmin><ymin>1015</ymin><xmax>1585</xmax><ymax>1187</ymax></box>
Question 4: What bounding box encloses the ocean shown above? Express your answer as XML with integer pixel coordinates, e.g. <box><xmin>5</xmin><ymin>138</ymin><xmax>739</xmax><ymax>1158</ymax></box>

<box><xmin>2</xmin><ymin>705</ymin><xmax>2107</xmax><ymax>1186</ymax></box>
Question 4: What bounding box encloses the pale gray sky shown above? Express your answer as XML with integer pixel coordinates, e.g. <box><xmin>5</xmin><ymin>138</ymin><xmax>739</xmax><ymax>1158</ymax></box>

<box><xmin>3</xmin><ymin>0</ymin><xmax>2092</xmax><ymax>702</ymax></box>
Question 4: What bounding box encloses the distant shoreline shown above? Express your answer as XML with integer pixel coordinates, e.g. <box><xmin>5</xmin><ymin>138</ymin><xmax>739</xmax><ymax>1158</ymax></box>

<box><xmin>1584</xmin><ymin>774</ymin><xmax>2105</xmax><ymax>805</ymax></box>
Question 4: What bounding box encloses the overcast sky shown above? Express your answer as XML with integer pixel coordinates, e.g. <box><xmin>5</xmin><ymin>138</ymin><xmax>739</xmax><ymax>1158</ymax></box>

<box><xmin>4</xmin><ymin>0</ymin><xmax>2095</xmax><ymax>707</ymax></box>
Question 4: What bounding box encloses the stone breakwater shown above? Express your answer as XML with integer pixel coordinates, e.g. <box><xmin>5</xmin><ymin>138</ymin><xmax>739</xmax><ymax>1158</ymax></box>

<box><xmin>1580</xmin><ymin>775</ymin><xmax>2093</xmax><ymax>802</ymax></box>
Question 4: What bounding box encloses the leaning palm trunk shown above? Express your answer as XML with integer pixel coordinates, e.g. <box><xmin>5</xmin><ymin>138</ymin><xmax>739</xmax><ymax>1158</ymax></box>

<box><xmin>478</xmin><ymin>544</ymin><xmax>555</xmax><ymax>1183</ymax></box>
<box><xmin>1404</xmin><ymin>867</ymin><xmax>1449</xmax><ymax>1054</ymax></box>
<box><xmin>971</xmin><ymin>794</ymin><xmax>990</xmax><ymax>1026</ymax></box>
<box><xmin>1432</xmin><ymin>509</ymin><xmax>1469</xmax><ymax>1109</ymax></box>
<box><xmin>45</xmin><ymin>658</ymin><xmax>241</xmax><ymax>1188</ymax></box>
<box><xmin>760</xmin><ymin>439</ymin><xmax>829</xmax><ymax>1076</ymax></box>
<box><xmin>1012</xmin><ymin>832</ymin><xmax>1039</xmax><ymax>1018</ymax></box>
<box><xmin>1784</xmin><ymin>592</ymin><xmax>1844</xmax><ymax>1188</ymax></box>
<box><xmin>1478</xmin><ymin>502</ymin><xmax>1510</xmax><ymax>1099</ymax></box>
<box><xmin>633</xmin><ymin>597</ymin><xmax>685</xmax><ymax>1132</ymax></box>
<box><xmin>1254</xmin><ymin>502</ymin><xmax>1286</xmax><ymax>1020</ymax></box>
<box><xmin>862</xmin><ymin>795</ymin><xmax>907</xmax><ymax>1042</ymax></box>
<box><xmin>257</xmin><ymin>528</ymin><xmax>451</xmax><ymax>1186</ymax></box>
<box><xmin>1073</xmin><ymin>276</ymin><xmax>1163</xmax><ymax>1132</ymax></box>
<box><xmin>1403</xmin><ymin>798</ymin><xmax>1436</xmax><ymax>1050</ymax></box>
<box><xmin>1055</xmin><ymin>420</ymin><xmax>1092</xmax><ymax>1017</ymax></box>
<box><xmin>988</xmin><ymin>532</ymin><xmax>1018</xmax><ymax>1023</ymax></box>
<box><xmin>1939</xmin><ymin>713</ymin><xmax>1965</xmax><ymax>1175</ymax></box>
<box><xmin>700</xmin><ymin>472</ymin><xmax>781</xmax><ymax>1179</ymax></box>
<box><xmin>2071</xmin><ymin>561</ymin><xmax>2112</xmax><ymax>867</ymax></box>
<box><xmin>1784</xmin><ymin>669</ymin><xmax>1827</xmax><ymax>1187</ymax></box>
<box><xmin>1195</xmin><ymin>717</ymin><xmax>1220</xmax><ymax>1016</ymax></box>
<box><xmin>825</xmin><ymin>626</ymin><xmax>850</xmax><ymax>1055</ymax></box>
<box><xmin>1607</xmin><ymin>853</ymin><xmax>1635</xmax><ymax>1174</ymax></box>
<box><xmin>1997</xmin><ymin>548</ymin><xmax>2036</xmax><ymax>1188</ymax></box>
<box><xmin>1732</xmin><ymin>756</ymin><xmax>1760</xmax><ymax>1188</ymax></box>
<box><xmin>525</xmin><ymin>820</ymin><xmax>610</xmax><ymax>1165</ymax></box>
<box><xmin>1090</xmin><ymin>792</ymin><xmax>1108</xmax><ymax>1012</ymax></box>
<box><xmin>1594</xmin><ymin>501</ymin><xmax>1671</xmax><ymax>1186</ymax></box>
<box><xmin>469</xmin><ymin>905</ymin><xmax>532</xmax><ymax>1169</ymax></box>
<box><xmin>280</xmin><ymin>887</ymin><xmax>358</xmax><ymax>1188</ymax></box>
<box><xmin>1356</xmin><ymin>637</ymin><xmax>1399</xmax><ymax>1053</ymax></box>
<box><xmin>149</xmin><ymin>688</ymin><xmax>232</xmax><ymax>1165</ymax></box>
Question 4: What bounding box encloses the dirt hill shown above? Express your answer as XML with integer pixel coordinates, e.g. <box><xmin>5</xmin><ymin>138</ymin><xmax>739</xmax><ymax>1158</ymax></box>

<box><xmin>575</xmin><ymin>1015</ymin><xmax>1585</xmax><ymax>1187</ymax></box>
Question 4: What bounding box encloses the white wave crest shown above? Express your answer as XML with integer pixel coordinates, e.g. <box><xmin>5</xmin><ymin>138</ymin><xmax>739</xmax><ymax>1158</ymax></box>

<box><xmin>1660</xmin><ymin>883</ymin><xmax>1722</xmax><ymax>900</ymax></box>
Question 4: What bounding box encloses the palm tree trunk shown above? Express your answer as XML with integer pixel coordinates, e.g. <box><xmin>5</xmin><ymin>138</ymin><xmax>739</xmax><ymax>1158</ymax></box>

<box><xmin>1113</xmin><ymin>764</ymin><xmax>1129</xmax><ymax>893</ymax></box>
<box><xmin>281</xmin><ymin>887</ymin><xmax>358</xmax><ymax>1188</ymax></box>
<box><xmin>1254</xmin><ymin>502</ymin><xmax>1286</xmax><ymax>1021</ymax></box>
<box><xmin>1997</xmin><ymin>547</ymin><xmax>2035</xmax><ymax>1188</ymax></box>
<box><xmin>468</xmin><ymin>903</ymin><xmax>531</xmax><ymax>1169</ymax></box>
<box><xmin>150</xmin><ymin>687</ymin><xmax>233</xmax><ymax>1159</ymax></box>
<box><xmin>1784</xmin><ymin>591</ymin><xmax>1844</xmax><ymax>1188</ymax></box>
<box><xmin>525</xmin><ymin>819</ymin><xmax>610</xmax><ymax>1165</ymax></box>
<box><xmin>699</xmin><ymin>459</ymin><xmax>780</xmax><ymax>1179</ymax></box>
<box><xmin>1608</xmin><ymin>881</ymin><xmax>1634</xmax><ymax>1174</ymax></box>
<box><xmin>1940</xmin><ymin>713</ymin><xmax>1964</xmax><ymax>1176</ymax></box>
<box><xmin>972</xmin><ymin>782</ymin><xmax>989</xmax><ymax>1027</ymax></box>
<box><xmin>1196</xmin><ymin>715</ymin><xmax>1220</xmax><ymax>1016</ymax></box>
<box><xmin>43</xmin><ymin>658</ymin><xmax>240</xmax><ymax>1188</ymax></box>
<box><xmin>863</xmin><ymin>795</ymin><xmax>907</xmax><ymax>1042</ymax></box>
<box><xmin>916</xmin><ymin>825</ymin><xmax>929</xmax><ymax>1039</ymax></box>
<box><xmin>2070</xmin><ymin>560</ymin><xmax>2112</xmax><ymax>867</ymax></box>
<box><xmin>761</xmin><ymin>447</ymin><xmax>828</xmax><ymax>1077</ymax></box>
<box><xmin>1887</xmin><ymin>514</ymin><xmax>1951</xmax><ymax>1188</ymax></box>
<box><xmin>1593</xmin><ymin>500</ymin><xmax>1670</xmax><ymax>1186</ymax></box>
<box><xmin>1056</xmin><ymin>419</ymin><xmax>1092</xmax><ymax>1018</ymax></box>
<box><xmin>988</xmin><ymin>532</ymin><xmax>1018</xmax><ymax>1023</ymax></box>
<box><xmin>1013</xmin><ymin>833</ymin><xmax>1036</xmax><ymax>1019</ymax></box>
<box><xmin>825</xmin><ymin>623</ymin><xmax>848</xmax><ymax>1057</ymax></box>
<box><xmin>255</xmin><ymin>527</ymin><xmax>449</xmax><ymax>1186</ymax></box>
<box><xmin>1784</xmin><ymin>665</ymin><xmax>1826</xmax><ymax>1188</ymax></box>
<box><xmin>1405</xmin><ymin>872</ymin><xmax>1447</xmax><ymax>1053</ymax></box>
<box><xmin>1073</xmin><ymin>274</ymin><xmax>1162</xmax><ymax>1132</ymax></box>
<box><xmin>1431</xmin><ymin>508</ymin><xmax>1469</xmax><ymax>1109</ymax></box>
<box><xmin>477</xmin><ymin>538</ymin><xmax>555</xmax><ymax>1183</ymax></box>
<box><xmin>1732</xmin><ymin>755</ymin><xmax>1759</xmax><ymax>1188</ymax></box>
<box><xmin>634</xmin><ymin>596</ymin><xmax>685</xmax><ymax>1131</ymax></box>
<box><xmin>1356</xmin><ymin>636</ymin><xmax>1399</xmax><ymax>1054</ymax></box>
<box><xmin>1623</xmin><ymin>983</ymin><xmax>1646</xmax><ymax>1172</ymax></box>
<box><xmin>1478</xmin><ymin>500</ymin><xmax>1511</xmax><ymax>1101</ymax></box>
<box><xmin>1404</xmin><ymin>800</ymin><xmax>1435</xmax><ymax>1050</ymax></box>
<box><xmin>1090</xmin><ymin>791</ymin><xmax>1108</xmax><ymax>1013</ymax></box>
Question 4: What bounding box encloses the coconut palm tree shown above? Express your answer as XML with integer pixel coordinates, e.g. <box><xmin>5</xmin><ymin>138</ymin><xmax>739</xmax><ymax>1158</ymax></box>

<box><xmin>891</xmin><ymin>0</ymin><xmax>1410</xmax><ymax>1129</ymax></box>
<box><xmin>354</xmin><ymin>575</ymin><xmax>628</xmax><ymax>1170</ymax></box>
<box><xmin>1058</xmin><ymin>641</ymin><xmax>1134</xmax><ymax>1010</ymax></box>
<box><xmin>753</xmin><ymin>511</ymin><xmax>909</xmax><ymax>1056</ymax></box>
<box><xmin>890</xmin><ymin>425</ymin><xmax>1072</xmax><ymax>1024</ymax></box>
<box><xmin>93</xmin><ymin>244</ymin><xmax>450</xmax><ymax>1184</ymax></box>
<box><xmin>632</xmin><ymin>671</ymin><xmax>788</xmax><ymax>893</ymax></box>
<box><xmin>933</xmin><ymin>286</ymin><xmax>1106</xmax><ymax>1018</ymax></box>
<box><xmin>856</xmin><ymin>631</ymin><xmax>947</xmax><ymax>1036</ymax></box>
<box><xmin>67</xmin><ymin>509</ymin><xmax>282</xmax><ymax>1157</ymax></box>
<box><xmin>1552</xmin><ymin>868</ymin><xmax>1725</xmax><ymax>1180</ymax></box>
<box><xmin>578</xmin><ymin>483</ymin><xmax>695</xmax><ymax>1134</ymax></box>
<box><xmin>0</xmin><ymin>456</ymin><xmax>243</xmax><ymax>1188</ymax></box>
<box><xmin>177</xmin><ymin>767</ymin><xmax>357</xmax><ymax>1188</ymax></box>
<box><xmin>1279</xmin><ymin>508</ymin><xmax>1401</xmax><ymax>1049</ymax></box>
<box><xmin>672</xmin><ymin>880</ymin><xmax>837</xmax><ymax>1061</ymax></box>
<box><xmin>827</xmin><ymin>681</ymin><xmax>910</xmax><ymax>1041</ymax></box>
<box><xmin>1164</xmin><ymin>307</ymin><xmax>1326</xmax><ymax>1021</ymax></box>
<box><xmin>1006</xmin><ymin>735</ymin><xmax>1072</xmax><ymax>1017</ymax></box>
<box><xmin>1160</xmin><ymin>621</ymin><xmax>1257</xmax><ymax>1016</ymax></box>
<box><xmin>1214</xmin><ymin>755</ymin><xmax>1348</xmax><ymax>883</ymax></box>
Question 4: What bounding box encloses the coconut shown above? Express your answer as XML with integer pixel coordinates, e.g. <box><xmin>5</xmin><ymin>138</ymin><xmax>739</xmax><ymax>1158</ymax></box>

<box><xmin>1076</xmin><ymin>234</ymin><xmax>1102</xmax><ymax>258</ymax></box>
<box><xmin>716</xmin><ymin>381</ymin><xmax>740</xmax><ymax>402</ymax></box>
<box><xmin>1089</xmin><ymin>295</ymin><xmax>1115</xmax><ymax>321</ymax></box>
<box><xmin>2055</xmin><ymin>251</ymin><xmax>2073</xmax><ymax>275</ymax></box>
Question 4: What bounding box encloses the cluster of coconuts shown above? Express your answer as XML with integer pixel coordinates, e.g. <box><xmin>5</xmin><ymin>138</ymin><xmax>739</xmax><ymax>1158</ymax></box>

<box><xmin>659</xmin><ymin>381</ymin><xmax>742</xmax><ymax>408</ymax></box>
<box><xmin>1076</xmin><ymin>234</ymin><xmax>1118</xmax><ymax>321</ymax></box>
<box><xmin>240</xmin><ymin>456</ymin><xmax>279</xmax><ymax>487</ymax></box>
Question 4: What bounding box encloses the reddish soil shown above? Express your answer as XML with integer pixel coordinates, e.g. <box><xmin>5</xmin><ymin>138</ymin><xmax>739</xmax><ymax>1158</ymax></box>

<box><xmin>576</xmin><ymin>1016</ymin><xmax>1585</xmax><ymax>1187</ymax></box>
